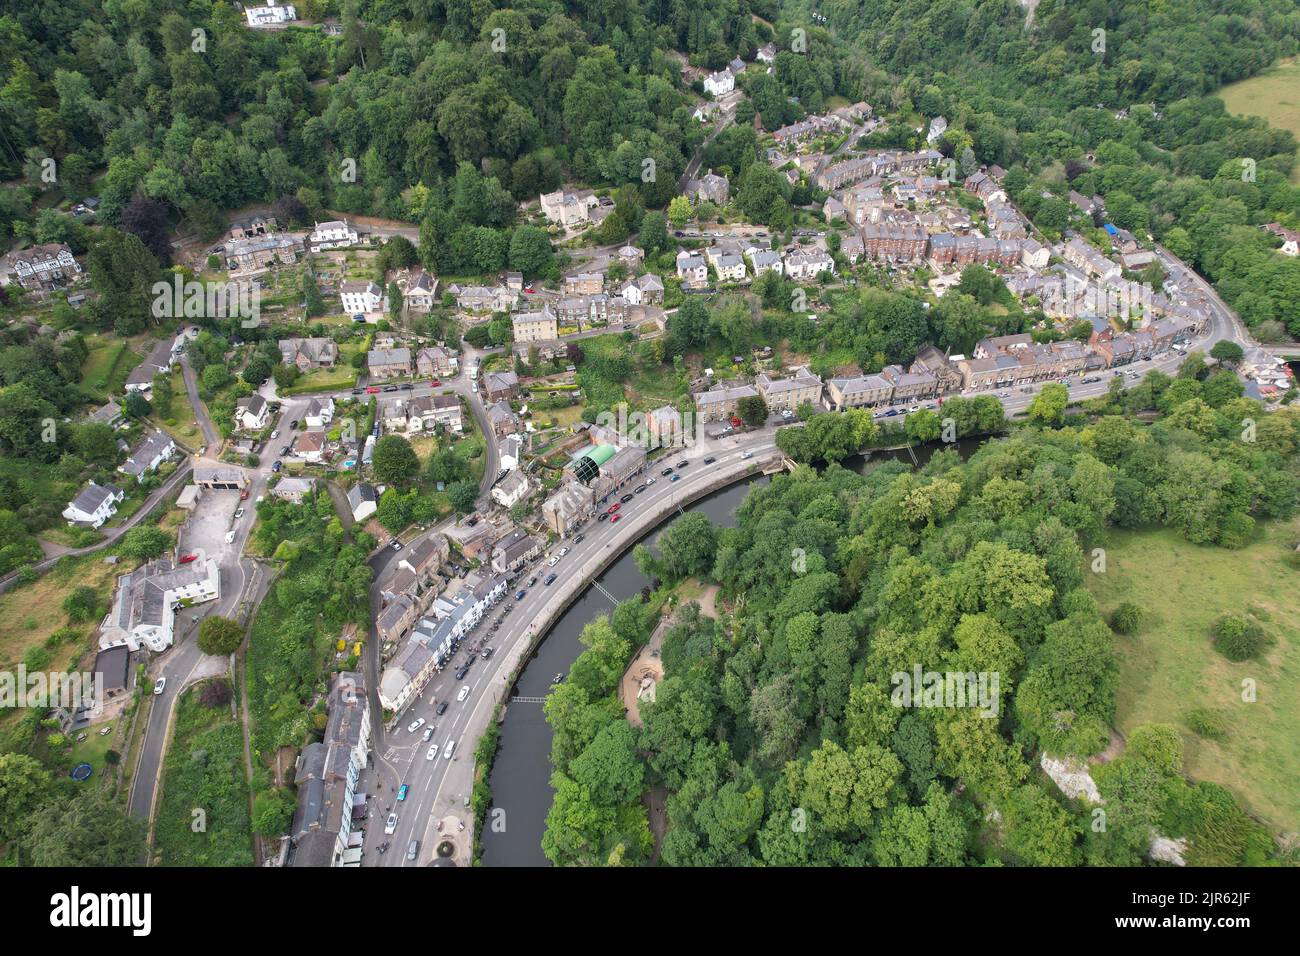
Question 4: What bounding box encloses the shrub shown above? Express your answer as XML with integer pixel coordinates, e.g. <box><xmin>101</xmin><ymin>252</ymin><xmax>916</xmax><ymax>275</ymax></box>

<box><xmin>1211</xmin><ymin>614</ymin><xmax>1270</xmax><ymax>662</ymax></box>
<box><xmin>1184</xmin><ymin>708</ymin><xmax>1228</xmax><ymax>741</ymax></box>
<box><xmin>1110</xmin><ymin>602</ymin><xmax>1144</xmax><ymax>635</ymax></box>
<box><xmin>198</xmin><ymin>679</ymin><xmax>233</xmax><ymax>709</ymax></box>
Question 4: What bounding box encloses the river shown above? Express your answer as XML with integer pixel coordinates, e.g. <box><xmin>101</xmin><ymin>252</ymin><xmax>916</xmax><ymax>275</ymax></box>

<box><xmin>480</xmin><ymin>435</ymin><xmax>987</xmax><ymax>866</ymax></box>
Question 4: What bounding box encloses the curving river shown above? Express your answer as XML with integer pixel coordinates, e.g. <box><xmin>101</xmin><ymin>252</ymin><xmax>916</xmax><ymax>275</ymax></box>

<box><xmin>480</xmin><ymin>437</ymin><xmax>986</xmax><ymax>866</ymax></box>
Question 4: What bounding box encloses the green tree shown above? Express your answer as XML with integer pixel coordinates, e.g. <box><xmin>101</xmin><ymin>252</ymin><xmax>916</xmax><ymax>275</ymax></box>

<box><xmin>372</xmin><ymin>435</ymin><xmax>419</xmax><ymax>485</ymax></box>
<box><xmin>198</xmin><ymin>616</ymin><xmax>244</xmax><ymax>656</ymax></box>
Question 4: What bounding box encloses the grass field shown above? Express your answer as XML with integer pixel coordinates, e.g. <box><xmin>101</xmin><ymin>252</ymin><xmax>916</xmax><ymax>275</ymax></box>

<box><xmin>1087</xmin><ymin>520</ymin><xmax>1300</xmax><ymax>833</ymax></box>
<box><xmin>1218</xmin><ymin>57</ymin><xmax>1300</xmax><ymax>184</ymax></box>
<box><xmin>79</xmin><ymin>333</ymin><xmax>145</xmax><ymax>397</ymax></box>
<box><xmin>153</xmin><ymin>370</ymin><xmax>203</xmax><ymax>448</ymax></box>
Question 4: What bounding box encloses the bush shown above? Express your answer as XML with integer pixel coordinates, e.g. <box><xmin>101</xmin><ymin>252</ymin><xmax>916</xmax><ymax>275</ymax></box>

<box><xmin>198</xmin><ymin>679</ymin><xmax>233</xmax><ymax>708</ymax></box>
<box><xmin>61</xmin><ymin>585</ymin><xmax>105</xmax><ymax>623</ymax></box>
<box><xmin>1211</xmin><ymin>614</ymin><xmax>1270</xmax><ymax>662</ymax></box>
<box><xmin>1109</xmin><ymin>602</ymin><xmax>1144</xmax><ymax>635</ymax></box>
<box><xmin>1184</xmin><ymin>708</ymin><xmax>1228</xmax><ymax>741</ymax></box>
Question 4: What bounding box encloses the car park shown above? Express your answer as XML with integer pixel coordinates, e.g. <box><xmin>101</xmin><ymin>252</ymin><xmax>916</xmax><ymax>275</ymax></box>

<box><xmin>457</xmin><ymin>685</ymin><xmax>470</xmax><ymax>702</ymax></box>
<box><xmin>385</xmin><ymin>813</ymin><xmax>398</xmax><ymax>834</ymax></box>
<box><xmin>407</xmin><ymin>717</ymin><xmax>425</xmax><ymax>733</ymax></box>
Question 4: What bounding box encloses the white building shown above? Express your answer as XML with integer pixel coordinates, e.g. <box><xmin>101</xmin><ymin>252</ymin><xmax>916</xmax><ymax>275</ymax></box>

<box><xmin>348</xmin><ymin>482</ymin><xmax>377</xmax><ymax>522</ymax></box>
<box><xmin>63</xmin><ymin>482</ymin><xmax>124</xmax><ymax>528</ymax></box>
<box><xmin>119</xmin><ymin>431</ymin><xmax>176</xmax><ymax>483</ymax></box>
<box><xmin>309</xmin><ymin>220</ymin><xmax>359</xmax><ymax>250</ymax></box>
<box><xmin>540</xmin><ymin>190</ymin><xmax>598</xmax><ymax>228</ymax></box>
<box><xmin>703</xmin><ymin>70</ymin><xmax>735</xmax><ymax>96</ymax></box>
<box><xmin>99</xmin><ymin>558</ymin><xmax>221</xmax><ymax>653</ymax></box>
<box><xmin>304</xmin><ymin>397</ymin><xmax>335</xmax><ymax>428</ymax></box>
<box><xmin>340</xmin><ymin>280</ymin><xmax>382</xmax><ymax>315</ymax></box>
<box><xmin>491</xmin><ymin>469</ymin><xmax>533</xmax><ymax>509</ymax></box>
<box><xmin>234</xmin><ymin>393</ymin><xmax>270</xmax><ymax>431</ymax></box>
<box><xmin>244</xmin><ymin>3</ymin><xmax>297</xmax><ymax>25</ymax></box>
<box><xmin>784</xmin><ymin>249</ymin><xmax>834</xmax><ymax>281</ymax></box>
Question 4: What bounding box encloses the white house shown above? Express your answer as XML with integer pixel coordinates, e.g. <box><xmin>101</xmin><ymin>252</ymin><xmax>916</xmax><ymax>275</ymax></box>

<box><xmin>676</xmin><ymin>250</ymin><xmax>709</xmax><ymax>287</ymax></box>
<box><xmin>234</xmin><ymin>393</ymin><xmax>270</xmax><ymax>431</ymax></box>
<box><xmin>118</xmin><ymin>431</ymin><xmax>176</xmax><ymax>482</ymax></box>
<box><xmin>498</xmin><ymin>434</ymin><xmax>524</xmax><ymax>472</ymax></box>
<box><xmin>99</xmin><ymin>558</ymin><xmax>221</xmax><ymax>653</ymax></box>
<box><xmin>927</xmin><ymin>116</ymin><xmax>948</xmax><ymax>144</ymax></box>
<box><xmin>244</xmin><ymin>3</ymin><xmax>296</xmax><ymax>25</ymax></box>
<box><xmin>747</xmin><ymin>248</ymin><xmax>784</xmax><ymax>275</ymax></box>
<box><xmin>540</xmin><ymin>190</ymin><xmax>598</xmax><ymax>228</ymax></box>
<box><xmin>703</xmin><ymin>70</ymin><xmax>735</xmax><ymax>96</ymax></box>
<box><xmin>304</xmin><ymin>397</ymin><xmax>335</xmax><ymax>428</ymax></box>
<box><xmin>340</xmin><ymin>280</ymin><xmax>382</xmax><ymax>316</ymax></box>
<box><xmin>491</xmin><ymin>469</ymin><xmax>534</xmax><ymax>509</ymax></box>
<box><xmin>348</xmin><ymin>483</ymin><xmax>377</xmax><ymax>522</ymax></box>
<box><xmin>714</xmin><ymin>254</ymin><xmax>747</xmax><ymax>283</ymax></box>
<box><xmin>784</xmin><ymin>250</ymin><xmax>834</xmax><ymax>281</ymax></box>
<box><xmin>309</xmin><ymin>220</ymin><xmax>359</xmax><ymax>250</ymax></box>
<box><xmin>63</xmin><ymin>482</ymin><xmax>124</xmax><ymax>528</ymax></box>
<box><xmin>619</xmin><ymin>273</ymin><xmax>664</xmax><ymax>305</ymax></box>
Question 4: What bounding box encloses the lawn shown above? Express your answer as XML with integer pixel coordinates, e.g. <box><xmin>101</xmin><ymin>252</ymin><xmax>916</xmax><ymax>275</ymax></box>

<box><xmin>281</xmin><ymin>362</ymin><xmax>360</xmax><ymax>394</ymax></box>
<box><xmin>79</xmin><ymin>333</ymin><xmax>145</xmax><ymax>398</ymax></box>
<box><xmin>1086</xmin><ymin>520</ymin><xmax>1300</xmax><ymax>833</ymax></box>
<box><xmin>153</xmin><ymin>370</ymin><xmax>204</xmax><ymax>448</ymax></box>
<box><xmin>1217</xmin><ymin>57</ymin><xmax>1300</xmax><ymax>184</ymax></box>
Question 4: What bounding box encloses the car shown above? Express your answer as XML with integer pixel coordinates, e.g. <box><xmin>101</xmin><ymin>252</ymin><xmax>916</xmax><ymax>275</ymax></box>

<box><xmin>454</xmin><ymin>665</ymin><xmax>470</xmax><ymax>681</ymax></box>
<box><xmin>741</xmin><ymin>451</ymin><xmax>752</xmax><ymax>459</ymax></box>
<box><xmin>289</xmin><ymin>419</ymin><xmax>299</xmax><ymax>429</ymax></box>
<box><xmin>703</xmin><ymin>456</ymin><xmax>716</xmax><ymax>465</ymax></box>
<box><xmin>884</xmin><ymin>409</ymin><xmax>900</xmax><ymax>417</ymax></box>
<box><xmin>998</xmin><ymin>390</ymin><xmax>1011</xmax><ymax>398</ymax></box>
<box><xmin>178</xmin><ymin>553</ymin><xmax>198</xmax><ymax>564</ymax></box>
<box><xmin>153</xmin><ymin>678</ymin><xmax>166</xmax><ymax>695</ymax></box>
<box><xmin>390</xmin><ymin>539</ymin><xmax>402</xmax><ymax>550</ymax></box>
<box><xmin>351</xmin><ymin>387</ymin><xmax>364</xmax><ymax>395</ymax></box>
<box><xmin>435</xmin><ymin>701</ymin><xmax>448</xmax><ymax>716</ymax></box>
<box><xmin>544</xmin><ymin>573</ymin><xmax>557</xmax><ymax>585</ymax></box>
<box><xmin>422</xmin><ymin>726</ymin><xmax>434</xmax><ymax>742</ymax></box>
<box><xmin>598</xmin><ymin>512</ymin><xmax>609</xmax><ymax>521</ymax></box>
<box><xmin>573</xmin><ymin>533</ymin><xmax>585</xmax><ymax>544</ymax></box>
<box><xmin>426</xmin><ymin>745</ymin><xmax>438</xmax><ymax>761</ymax></box>
<box><xmin>607</xmin><ymin>503</ymin><xmax>621</xmax><ymax>515</ymax></box>
<box><xmin>400</xmin><ymin>383</ymin><xmax>413</xmax><ymax>390</ymax></box>
<box><xmin>233</xmin><ymin>508</ymin><xmax>244</xmax><ymax>519</ymax></box>
<box><xmin>224</xmin><ymin>531</ymin><xmax>236</xmax><ymax>544</ymax></box>
<box><xmin>515</xmin><ymin>589</ymin><xmax>526</xmax><ymax>600</ymax></box>
<box><xmin>443</xmin><ymin>740</ymin><xmax>456</xmax><ymax>759</ymax></box>
<box><xmin>646</xmin><ymin>477</ymin><xmax>656</xmax><ymax>486</ymax></box>
<box><xmin>552</xmin><ymin>673</ymin><xmax>565</xmax><ymax>685</ymax></box>
<box><xmin>385</xmin><ymin>813</ymin><xmax>398</xmax><ymax>834</ymax></box>
<box><xmin>781</xmin><ymin>409</ymin><xmax>794</xmax><ymax>419</ymax></box>
<box><xmin>383</xmin><ymin>385</ymin><xmax>398</xmax><ymax>392</ymax></box>
<box><xmin>482</xmin><ymin>647</ymin><xmax>494</xmax><ymax>659</ymax></box>
<box><xmin>271</xmin><ymin>461</ymin><xmax>281</xmax><ymax>473</ymax></box>
<box><xmin>557</xmin><ymin>547</ymin><xmax>569</xmax><ymax>558</ymax></box>
<box><xmin>366</xmin><ymin>386</ymin><xmax>381</xmax><ymax>394</ymax></box>
<box><xmin>270</xmin><ymin>429</ymin><xmax>279</xmax><ymax>440</ymax></box>
<box><xmin>677</xmin><ymin>461</ymin><xmax>689</xmax><ymax>468</ymax></box>
<box><xmin>406</xmin><ymin>839</ymin><xmax>420</xmax><ymax>861</ymax></box>
<box><xmin>670</xmin><ymin>474</ymin><xmax>680</xmax><ymax>482</ymax></box>
<box><xmin>634</xmin><ymin>485</ymin><xmax>647</xmax><ymax>494</ymax></box>
<box><xmin>661</xmin><ymin>468</ymin><xmax>674</xmax><ymax>476</ymax></box>
<box><xmin>610</xmin><ymin>514</ymin><xmax>622</xmax><ymax>523</ymax></box>
<box><xmin>457</xmin><ymin>684</ymin><xmax>470</xmax><ymax>702</ymax></box>
<box><xmin>620</xmin><ymin>493</ymin><xmax>634</xmax><ymax>503</ymax></box>
<box><xmin>407</xmin><ymin>717</ymin><xmax>426</xmax><ymax>733</ymax></box>
<box><xmin>430</xmin><ymin>379</ymin><xmax>441</xmax><ymax>387</ymax></box>
<box><xmin>239</xmin><ymin>489</ymin><xmax>250</xmax><ymax>501</ymax></box>
<box><xmin>528</xmin><ymin>576</ymin><xmax>538</xmax><ymax>587</ymax></box>
<box><xmin>397</xmin><ymin>783</ymin><xmax>409</xmax><ymax>801</ymax></box>
<box><xmin>547</xmin><ymin>556</ymin><xmax>558</xmax><ymax>567</ymax></box>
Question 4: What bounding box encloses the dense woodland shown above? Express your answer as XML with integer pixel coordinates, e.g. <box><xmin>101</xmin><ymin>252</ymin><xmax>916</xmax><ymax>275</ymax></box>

<box><xmin>543</xmin><ymin>366</ymin><xmax>1300</xmax><ymax>866</ymax></box>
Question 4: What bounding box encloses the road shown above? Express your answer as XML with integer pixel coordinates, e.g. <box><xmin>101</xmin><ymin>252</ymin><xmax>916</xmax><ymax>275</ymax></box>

<box><xmin>179</xmin><ymin>353</ymin><xmax>219</xmax><ymax>452</ymax></box>
<box><xmin>356</xmin><ymin>434</ymin><xmax>778</xmax><ymax>866</ymax></box>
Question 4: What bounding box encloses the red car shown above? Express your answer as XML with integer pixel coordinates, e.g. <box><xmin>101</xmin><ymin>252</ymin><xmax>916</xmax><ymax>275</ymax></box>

<box><xmin>366</xmin><ymin>385</ymin><xmax>381</xmax><ymax>394</ymax></box>
<box><xmin>607</xmin><ymin>503</ymin><xmax>621</xmax><ymax>515</ymax></box>
<box><xmin>610</xmin><ymin>514</ymin><xmax>622</xmax><ymax>523</ymax></box>
<box><xmin>178</xmin><ymin>553</ymin><xmax>198</xmax><ymax>564</ymax></box>
<box><xmin>430</xmin><ymin>379</ymin><xmax>441</xmax><ymax>387</ymax></box>
<box><xmin>239</xmin><ymin>489</ymin><xmax>250</xmax><ymax>501</ymax></box>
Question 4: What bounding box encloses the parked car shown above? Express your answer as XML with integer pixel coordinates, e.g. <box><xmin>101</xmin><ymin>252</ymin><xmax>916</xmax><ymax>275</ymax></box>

<box><xmin>383</xmin><ymin>385</ymin><xmax>398</xmax><ymax>392</ymax></box>
<box><xmin>430</xmin><ymin>379</ymin><xmax>441</xmax><ymax>386</ymax></box>
<box><xmin>397</xmin><ymin>783</ymin><xmax>409</xmax><ymax>802</ymax></box>
<box><xmin>385</xmin><ymin>813</ymin><xmax>398</xmax><ymax>834</ymax></box>
<box><xmin>233</xmin><ymin>508</ymin><xmax>244</xmax><ymax>519</ymax></box>
<box><xmin>271</xmin><ymin>461</ymin><xmax>282</xmax><ymax>473</ymax></box>
<box><xmin>351</xmin><ymin>388</ymin><xmax>364</xmax><ymax>395</ymax></box>
<box><xmin>610</xmin><ymin>514</ymin><xmax>622</xmax><ymax>523</ymax></box>
<box><xmin>634</xmin><ymin>485</ymin><xmax>647</xmax><ymax>494</ymax></box>
<box><xmin>224</xmin><ymin>531</ymin><xmax>236</xmax><ymax>544</ymax></box>
<box><xmin>153</xmin><ymin>678</ymin><xmax>166</xmax><ymax>695</ymax></box>
<box><xmin>366</xmin><ymin>386</ymin><xmax>381</xmax><ymax>394</ymax></box>
<box><xmin>703</xmin><ymin>456</ymin><xmax>716</xmax><ymax>465</ymax></box>
<box><xmin>515</xmin><ymin>589</ymin><xmax>526</xmax><ymax>600</ymax></box>
<box><xmin>239</xmin><ymin>489</ymin><xmax>250</xmax><ymax>501</ymax></box>
<box><xmin>407</xmin><ymin>717</ymin><xmax>426</xmax><ymax>733</ymax></box>
<box><xmin>289</xmin><ymin>419</ymin><xmax>299</xmax><ymax>429</ymax></box>
<box><xmin>557</xmin><ymin>547</ymin><xmax>569</xmax><ymax>558</ymax></box>
<box><xmin>620</xmin><ymin>493</ymin><xmax>634</xmax><ymax>503</ymax></box>
<box><xmin>598</xmin><ymin>512</ymin><xmax>609</xmax><ymax>521</ymax></box>
<box><xmin>178</xmin><ymin>553</ymin><xmax>198</xmax><ymax>564</ymax></box>
<box><xmin>607</xmin><ymin>503</ymin><xmax>620</xmax><ymax>515</ymax></box>
<box><xmin>528</xmin><ymin>576</ymin><xmax>538</xmax><ymax>587</ymax></box>
<box><xmin>661</xmin><ymin>468</ymin><xmax>674</xmax><ymax>476</ymax></box>
<box><xmin>454</xmin><ymin>665</ymin><xmax>470</xmax><ymax>681</ymax></box>
<box><xmin>390</xmin><ymin>539</ymin><xmax>402</xmax><ymax>550</ymax></box>
<box><xmin>670</xmin><ymin>474</ymin><xmax>680</xmax><ymax>482</ymax></box>
<box><xmin>482</xmin><ymin>647</ymin><xmax>494</xmax><ymax>659</ymax></box>
<box><xmin>646</xmin><ymin>477</ymin><xmax>656</xmax><ymax>486</ymax></box>
<box><xmin>269</xmin><ymin>430</ymin><xmax>279</xmax><ymax>440</ymax></box>
<box><xmin>677</xmin><ymin>460</ymin><xmax>689</xmax><ymax>468</ymax></box>
<box><xmin>544</xmin><ymin>573</ymin><xmax>557</xmax><ymax>585</ymax></box>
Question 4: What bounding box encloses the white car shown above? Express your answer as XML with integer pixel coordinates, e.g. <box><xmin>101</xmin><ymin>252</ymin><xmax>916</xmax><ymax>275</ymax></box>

<box><xmin>426</xmin><ymin>744</ymin><xmax>438</xmax><ymax>761</ymax></box>
<box><xmin>443</xmin><ymin>740</ymin><xmax>457</xmax><ymax>760</ymax></box>
<box><xmin>384</xmin><ymin>813</ymin><xmax>398</xmax><ymax>834</ymax></box>
<box><xmin>407</xmin><ymin>717</ymin><xmax>426</xmax><ymax>734</ymax></box>
<box><xmin>153</xmin><ymin>678</ymin><xmax>166</xmax><ymax>695</ymax></box>
<box><xmin>557</xmin><ymin>547</ymin><xmax>569</xmax><ymax>558</ymax></box>
<box><xmin>547</xmin><ymin>556</ymin><xmax>558</xmax><ymax>567</ymax></box>
<box><xmin>422</xmin><ymin>726</ymin><xmax>434</xmax><ymax>742</ymax></box>
<box><xmin>646</xmin><ymin>477</ymin><xmax>656</xmax><ymax>485</ymax></box>
<box><xmin>224</xmin><ymin>531</ymin><xmax>236</xmax><ymax>544</ymax></box>
<box><xmin>741</xmin><ymin>451</ymin><xmax>752</xmax><ymax>459</ymax></box>
<box><xmin>457</xmin><ymin>684</ymin><xmax>470</xmax><ymax>702</ymax></box>
<box><xmin>270</xmin><ymin>429</ymin><xmax>279</xmax><ymax>440</ymax></box>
